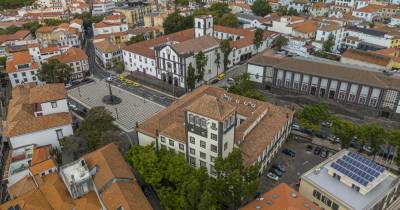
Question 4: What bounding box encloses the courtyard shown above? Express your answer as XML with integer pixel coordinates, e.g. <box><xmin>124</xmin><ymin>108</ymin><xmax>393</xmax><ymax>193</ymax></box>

<box><xmin>67</xmin><ymin>78</ymin><xmax>164</xmax><ymax>132</ymax></box>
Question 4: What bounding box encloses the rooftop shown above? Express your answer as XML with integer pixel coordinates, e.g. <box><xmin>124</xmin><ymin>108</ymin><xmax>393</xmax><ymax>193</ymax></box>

<box><xmin>51</xmin><ymin>47</ymin><xmax>88</xmax><ymax>64</ymax></box>
<box><xmin>346</xmin><ymin>26</ymin><xmax>387</xmax><ymax>37</ymax></box>
<box><xmin>248</xmin><ymin>51</ymin><xmax>400</xmax><ymax>91</ymax></box>
<box><xmin>341</xmin><ymin>48</ymin><xmax>392</xmax><ymax>67</ymax></box>
<box><xmin>59</xmin><ymin>158</ymin><xmax>92</xmax><ymax>199</ymax></box>
<box><xmin>302</xmin><ymin>150</ymin><xmax>398</xmax><ymax>210</ymax></box>
<box><xmin>94</xmin><ymin>40</ymin><xmax>124</xmax><ymax>53</ymax></box>
<box><xmin>5</xmin><ymin>51</ymin><xmax>39</xmax><ymax>73</ymax></box>
<box><xmin>240</xmin><ymin>183</ymin><xmax>320</xmax><ymax>210</ymax></box>
<box><xmin>171</xmin><ymin>35</ymin><xmax>220</xmax><ymax>54</ymax></box>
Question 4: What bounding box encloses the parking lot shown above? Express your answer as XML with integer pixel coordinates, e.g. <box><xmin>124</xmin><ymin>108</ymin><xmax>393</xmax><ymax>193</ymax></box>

<box><xmin>259</xmin><ymin>137</ymin><xmax>332</xmax><ymax>193</ymax></box>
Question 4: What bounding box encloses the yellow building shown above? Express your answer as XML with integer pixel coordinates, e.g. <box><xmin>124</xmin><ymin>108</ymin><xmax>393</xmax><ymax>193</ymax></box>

<box><xmin>114</xmin><ymin>4</ymin><xmax>152</xmax><ymax>27</ymax></box>
<box><xmin>372</xmin><ymin>48</ymin><xmax>400</xmax><ymax>69</ymax></box>
<box><xmin>299</xmin><ymin>150</ymin><xmax>400</xmax><ymax>210</ymax></box>
<box><xmin>390</xmin><ymin>36</ymin><xmax>400</xmax><ymax>48</ymax></box>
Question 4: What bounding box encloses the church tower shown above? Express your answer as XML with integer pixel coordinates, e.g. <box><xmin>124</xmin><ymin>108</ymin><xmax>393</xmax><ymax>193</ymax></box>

<box><xmin>194</xmin><ymin>15</ymin><xmax>214</xmax><ymax>38</ymax></box>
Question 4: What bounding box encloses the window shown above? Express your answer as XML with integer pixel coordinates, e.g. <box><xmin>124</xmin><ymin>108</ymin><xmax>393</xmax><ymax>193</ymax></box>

<box><xmin>22</xmin><ymin>72</ymin><xmax>26</xmax><ymax>77</ymax></box>
<box><xmin>201</xmin><ymin>119</ymin><xmax>207</xmax><ymax>128</ymax></box>
<box><xmin>312</xmin><ymin>190</ymin><xmax>321</xmax><ymax>200</ymax></box>
<box><xmin>210</xmin><ymin>156</ymin><xmax>215</xmax><ymax>162</ymax></box>
<box><xmin>189</xmin><ymin>114</ymin><xmax>194</xmax><ymax>124</ymax></box>
<box><xmin>169</xmin><ymin>139</ymin><xmax>174</xmax><ymax>146</ymax></box>
<box><xmin>161</xmin><ymin>136</ymin><xmax>165</xmax><ymax>143</ymax></box>
<box><xmin>200</xmin><ymin>140</ymin><xmax>206</xmax><ymax>149</ymax></box>
<box><xmin>15</xmin><ymin>79</ymin><xmax>19</xmax><ymax>84</ymax></box>
<box><xmin>23</xmin><ymin>78</ymin><xmax>28</xmax><ymax>82</ymax></box>
<box><xmin>210</xmin><ymin>165</ymin><xmax>216</xmax><ymax>175</ymax></box>
<box><xmin>200</xmin><ymin>160</ymin><xmax>206</xmax><ymax>168</ymax></box>
<box><xmin>211</xmin><ymin>123</ymin><xmax>217</xmax><ymax>130</ymax></box>
<box><xmin>224</xmin><ymin>142</ymin><xmax>228</xmax><ymax>151</ymax></box>
<box><xmin>190</xmin><ymin>137</ymin><xmax>195</xmax><ymax>144</ymax></box>
<box><xmin>179</xmin><ymin>144</ymin><xmax>184</xmax><ymax>150</ymax></box>
<box><xmin>51</xmin><ymin>101</ymin><xmax>57</xmax><ymax>108</ymax></box>
<box><xmin>30</xmin><ymin>71</ymin><xmax>35</xmax><ymax>75</ymax></box>
<box><xmin>332</xmin><ymin>203</ymin><xmax>339</xmax><ymax>210</ymax></box>
<box><xmin>190</xmin><ymin>156</ymin><xmax>196</xmax><ymax>167</ymax></box>
<box><xmin>200</xmin><ymin>152</ymin><xmax>206</xmax><ymax>159</ymax></box>
<box><xmin>321</xmin><ymin>196</ymin><xmax>332</xmax><ymax>207</ymax></box>
<box><xmin>211</xmin><ymin>145</ymin><xmax>217</xmax><ymax>153</ymax></box>
<box><xmin>211</xmin><ymin>133</ymin><xmax>217</xmax><ymax>140</ymax></box>
<box><xmin>32</xmin><ymin>76</ymin><xmax>37</xmax><ymax>81</ymax></box>
<box><xmin>13</xmin><ymin>73</ymin><xmax>17</xmax><ymax>78</ymax></box>
<box><xmin>56</xmin><ymin>129</ymin><xmax>63</xmax><ymax>140</ymax></box>
<box><xmin>190</xmin><ymin>148</ymin><xmax>195</xmax><ymax>155</ymax></box>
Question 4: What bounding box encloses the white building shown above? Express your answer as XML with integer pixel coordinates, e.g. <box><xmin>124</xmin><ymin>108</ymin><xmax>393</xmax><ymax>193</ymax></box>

<box><xmin>351</xmin><ymin>4</ymin><xmax>383</xmax><ymax>22</ymax></box>
<box><xmin>288</xmin><ymin>0</ymin><xmax>310</xmax><ymax>13</ymax></box>
<box><xmin>92</xmin><ymin>0</ymin><xmax>115</xmax><ymax>16</ymax></box>
<box><xmin>123</xmin><ymin>15</ymin><xmax>274</xmax><ymax>90</ymax></box>
<box><xmin>94</xmin><ymin>40</ymin><xmax>124</xmax><ymax>69</ymax></box>
<box><xmin>315</xmin><ymin>22</ymin><xmax>345</xmax><ymax>52</ymax></box>
<box><xmin>28</xmin><ymin>44</ymin><xmax>62</xmax><ymax>64</ymax></box>
<box><xmin>137</xmin><ymin>85</ymin><xmax>294</xmax><ymax>176</ymax></box>
<box><xmin>334</xmin><ymin>0</ymin><xmax>356</xmax><ymax>7</ymax></box>
<box><xmin>6</xmin><ymin>51</ymin><xmax>40</xmax><ymax>87</ymax></box>
<box><xmin>92</xmin><ymin>13</ymin><xmax>128</xmax><ymax>36</ymax></box>
<box><xmin>344</xmin><ymin>26</ymin><xmax>393</xmax><ymax>50</ymax></box>
<box><xmin>4</xmin><ymin>83</ymin><xmax>73</xmax><ymax>149</ymax></box>
<box><xmin>51</xmin><ymin>47</ymin><xmax>89</xmax><ymax>80</ymax></box>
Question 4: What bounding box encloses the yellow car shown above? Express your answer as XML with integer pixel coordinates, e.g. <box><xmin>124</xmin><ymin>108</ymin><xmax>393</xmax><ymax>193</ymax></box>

<box><xmin>119</xmin><ymin>75</ymin><xmax>125</xmax><ymax>82</ymax></box>
<box><xmin>131</xmin><ymin>82</ymin><xmax>141</xmax><ymax>87</ymax></box>
<box><xmin>124</xmin><ymin>79</ymin><xmax>134</xmax><ymax>85</ymax></box>
<box><xmin>217</xmin><ymin>73</ymin><xmax>225</xmax><ymax>81</ymax></box>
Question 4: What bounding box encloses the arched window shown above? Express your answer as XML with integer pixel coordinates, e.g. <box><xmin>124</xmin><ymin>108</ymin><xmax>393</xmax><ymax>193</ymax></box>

<box><xmin>208</xmin><ymin>21</ymin><xmax>211</xmax><ymax>28</ymax></box>
<box><xmin>197</xmin><ymin>21</ymin><xmax>201</xmax><ymax>28</ymax></box>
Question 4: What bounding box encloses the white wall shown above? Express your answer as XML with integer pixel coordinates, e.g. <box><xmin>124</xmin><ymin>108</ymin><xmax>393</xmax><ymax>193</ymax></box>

<box><xmin>9</xmin><ymin>124</ymin><xmax>73</xmax><ymax>149</ymax></box>
<box><xmin>248</xmin><ymin>64</ymin><xmax>264</xmax><ymax>83</ymax></box>
<box><xmin>138</xmin><ymin>132</ymin><xmax>156</xmax><ymax>146</ymax></box>
<box><xmin>123</xmin><ymin>50</ymin><xmax>156</xmax><ymax>77</ymax></box>
<box><xmin>8</xmin><ymin>70</ymin><xmax>39</xmax><ymax>88</ymax></box>
<box><xmin>41</xmin><ymin>99</ymin><xmax>69</xmax><ymax>115</ymax></box>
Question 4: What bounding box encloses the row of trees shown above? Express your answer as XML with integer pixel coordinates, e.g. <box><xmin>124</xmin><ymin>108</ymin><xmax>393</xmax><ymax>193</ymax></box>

<box><xmin>0</xmin><ymin>0</ymin><xmax>35</xmax><ymax>9</ymax></box>
<box><xmin>297</xmin><ymin>104</ymin><xmax>400</xmax><ymax>162</ymax></box>
<box><xmin>0</xmin><ymin>21</ymin><xmax>41</xmax><ymax>35</ymax></box>
<box><xmin>126</xmin><ymin>145</ymin><xmax>259</xmax><ymax>210</ymax></box>
<box><xmin>163</xmin><ymin>3</ymin><xmax>240</xmax><ymax>35</ymax></box>
<box><xmin>228</xmin><ymin>73</ymin><xmax>266</xmax><ymax>101</ymax></box>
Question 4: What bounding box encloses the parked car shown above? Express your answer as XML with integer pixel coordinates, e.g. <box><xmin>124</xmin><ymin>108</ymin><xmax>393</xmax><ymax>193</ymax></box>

<box><xmin>269</xmin><ymin>168</ymin><xmax>283</xmax><ymax>177</ymax></box>
<box><xmin>64</xmin><ymin>83</ymin><xmax>72</xmax><ymax>88</ymax></box>
<box><xmin>320</xmin><ymin>148</ymin><xmax>328</xmax><ymax>158</ymax></box>
<box><xmin>271</xmin><ymin>164</ymin><xmax>286</xmax><ymax>173</ymax></box>
<box><xmin>68</xmin><ymin>102</ymin><xmax>78</xmax><ymax>111</ymax></box>
<box><xmin>316</xmin><ymin>132</ymin><xmax>327</xmax><ymax>139</ymax></box>
<box><xmin>227</xmin><ymin>77</ymin><xmax>235</xmax><ymax>84</ymax></box>
<box><xmin>282</xmin><ymin>148</ymin><xmax>296</xmax><ymax>157</ymax></box>
<box><xmin>301</xmin><ymin>128</ymin><xmax>313</xmax><ymax>135</ymax></box>
<box><xmin>350</xmin><ymin>140</ymin><xmax>360</xmax><ymax>149</ymax></box>
<box><xmin>266</xmin><ymin>172</ymin><xmax>279</xmax><ymax>181</ymax></box>
<box><xmin>363</xmin><ymin>145</ymin><xmax>372</xmax><ymax>154</ymax></box>
<box><xmin>328</xmin><ymin>135</ymin><xmax>340</xmax><ymax>144</ymax></box>
<box><xmin>292</xmin><ymin>123</ymin><xmax>301</xmax><ymax>131</ymax></box>
<box><xmin>321</xmin><ymin>121</ymin><xmax>333</xmax><ymax>127</ymax></box>
<box><xmin>314</xmin><ymin>147</ymin><xmax>322</xmax><ymax>155</ymax></box>
<box><xmin>306</xmin><ymin>145</ymin><xmax>313</xmax><ymax>152</ymax></box>
<box><xmin>81</xmin><ymin>78</ymin><xmax>94</xmax><ymax>84</ymax></box>
<box><xmin>210</xmin><ymin>79</ymin><xmax>219</xmax><ymax>84</ymax></box>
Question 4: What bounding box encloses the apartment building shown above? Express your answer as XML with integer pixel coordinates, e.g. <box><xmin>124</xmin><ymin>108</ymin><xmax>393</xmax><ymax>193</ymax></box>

<box><xmin>241</xmin><ymin>183</ymin><xmax>321</xmax><ymax>210</ymax></box>
<box><xmin>92</xmin><ymin>0</ymin><xmax>115</xmax><ymax>15</ymax></box>
<box><xmin>115</xmin><ymin>3</ymin><xmax>153</xmax><ymax>27</ymax></box>
<box><xmin>6</xmin><ymin>51</ymin><xmax>40</xmax><ymax>87</ymax></box>
<box><xmin>136</xmin><ymin>85</ymin><xmax>294</xmax><ymax>176</ymax></box>
<box><xmin>3</xmin><ymin>83</ymin><xmax>73</xmax><ymax>149</ymax></box>
<box><xmin>247</xmin><ymin>51</ymin><xmax>400</xmax><ymax>120</ymax></box>
<box><xmin>28</xmin><ymin>44</ymin><xmax>62</xmax><ymax>63</ymax></box>
<box><xmin>93</xmin><ymin>13</ymin><xmax>129</xmax><ymax>44</ymax></box>
<box><xmin>123</xmin><ymin>16</ymin><xmax>274</xmax><ymax>89</ymax></box>
<box><xmin>94</xmin><ymin>40</ymin><xmax>124</xmax><ymax>69</ymax></box>
<box><xmin>0</xmin><ymin>143</ymin><xmax>152</xmax><ymax>210</ymax></box>
<box><xmin>310</xmin><ymin>2</ymin><xmax>329</xmax><ymax>17</ymax></box>
<box><xmin>352</xmin><ymin>4</ymin><xmax>383</xmax><ymax>22</ymax></box>
<box><xmin>315</xmin><ymin>22</ymin><xmax>346</xmax><ymax>52</ymax></box>
<box><xmin>35</xmin><ymin>22</ymin><xmax>82</xmax><ymax>48</ymax></box>
<box><xmin>0</xmin><ymin>30</ymin><xmax>33</xmax><ymax>57</ymax></box>
<box><xmin>343</xmin><ymin>26</ymin><xmax>393</xmax><ymax>50</ymax></box>
<box><xmin>51</xmin><ymin>47</ymin><xmax>89</xmax><ymax>79</ymax></box>
<box><xmin>268</xmin><ymin>16</ymin><xmax>318</xmax><ymax>39</ymax></box>
<box><xmin>300</xmin><ymin>150</ymin><xmax>400</xmax><ymax>210</ymax></box>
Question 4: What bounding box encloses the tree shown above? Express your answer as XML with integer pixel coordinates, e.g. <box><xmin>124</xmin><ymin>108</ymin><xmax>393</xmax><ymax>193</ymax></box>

<box><xmin>277</xmin><ymin>6</ymin><xmax>288</xmax><ymax>16</ymax></box>
<box><xmin>0</xmin><ymin>56</ymin><xmax>6</xmax><ymax>68</ymax></box>
<box><xmin>43</xmin><ymin>19</ymin><xmax>66</xmax><ymax>26</ymax></box>
<box><xmin>271</xmin><ymin>35</ymin><xmax>288</xmax><ymax>50</ymax></box>
<box><xmin>287</xmin><ymin>7</ymin><xmax>299</xmax><ymax>16</ymax></box>
<box><xmin>60</xmin><ymin>136</ymin><xmax>79</xmax><ymax>153</ymax></box>
<box><xmin>37</xmin><ymin>59</ymin><xmax>72</xmax><ymax>83</ymax></box>
<box><xmin>228</xmin><ymin>73</ymin><xmax>266</xmax><ymax>101</ymax></box>
<box><xmin>216</xmin><ymin>14</ymin><xmax>240</xmax><ymax>28</ymax></box>
<box><xmin>77</xmin><ymin>106</ymin><xmax>119</xmax><ymax>150</ymax></box>
<box><xmin>187</xmin><ymin>63</ymin><xmax>196</xmax><ymax>91</ymax></box>
<box><xmin>219</xmin><ymin>40</ymin><xmax>232</xmax><ymax>72</ymax></box>
<box><xmin>215</xmin><ymin>148</ymin><xmax>260</xmax><ymax>209</ymax></box>
<box><xmin>358</xmin><ymin>123</ymin><xmax>385</xmax><ymax>159</ymax></box>
<box><xmin>126</xmin><ymin>34</ymin><xmax>146</xmax><ymax>45</ymax></box>
<box><xmin>323</xmin><ymin>34</ymin><xmax>335</xmax><ymax>53</ymax></box>
<box><xmin>0</xmin><ymin>0</ymin><xmax>35</xmax><ymax>9</ymax></box>
<box><xmin>297</xmin><ymin>103</ymin><xmax>331</xmax><ymax>132</ymax></box>
<box><xmin>332</xmin><ymin>118</ymin><xmax>357</xmax><ymax>149</ymax></box>
<box><xmin>175</xmin><ymin>0</ymin><xmax>189</xmax><ymax>6</ymax></box>
<box><xmin>214</xmin><ymin>49</ymin><xmax>221</xmax><ymax>74</ymax></box>
<box><xmin>23</xmin><ymin>21</ymin><xmax>41</xmax><ymax>34</ymax></box>
<box><xmin>195</xmin><ymin>51</ymin><xmax>208</xmax><ymax>82</ymax></box>
<box><xmin>112</xmin><ymin>58</ymin><xmax>124</xmax><ymax>74</ymax></box>
<box><xmin>251</xmin><ymin>0</ymin><xmax>272</xmax><ymax>17</ymax></box>
<box><xmin>253</xmin><ymin>28</ymin><xmax>263</xmax><ymax>52</ymax></box>
<box><xmin>163</xmin><ymin>12</ymin><xmax>193</xmax><ymax>34</ymax></box>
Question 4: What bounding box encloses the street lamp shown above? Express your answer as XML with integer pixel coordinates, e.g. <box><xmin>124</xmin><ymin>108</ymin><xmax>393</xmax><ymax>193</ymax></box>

<box><xmin>107</xmin><ymin>77</ymin><xmax>114</xmax><ymax>104</ymax></box>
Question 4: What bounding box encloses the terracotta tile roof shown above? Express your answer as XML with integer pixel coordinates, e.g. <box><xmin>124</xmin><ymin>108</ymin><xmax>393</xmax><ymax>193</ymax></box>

<box><xmin>94</xmin><ymin>31</ymin><xmax>128</xmax><ymax>40</ymax></box>
<box><xmin>0</xmin><ymin>30</ymin><xmax>31</xmax><ymax>44</ymax></box>
<box><xmin>4</xmin><ymin>84</ymin><xmax>72</xmax><ymax>138</ymax></box>
<box><xmin>7</xmin><ymin>176</ymin><xmax>37</xmax><ymax>198</ymax></box>
<box><xmin>356</xmin><ymin>4</ymin><xmax>384</xmax><ymax>13</ymax></box>
<box><xmin>123</xmin><ymin>28</ymin><xmax>195</xmax><ymax>58</ymax></box>
<box><xmin>185</xmin><ymin>94</ymin><xmax>235</xmax><ymax>121</ymax></box>
<box><xmin>30</xmin><ymin>159</ymin><xmax>56</xmax><ymax>175</ymax></box>
<box><xmin>319</xmin><ymin>22</ymin><xmax>342</xmax><ymax>32</ymax></box>
<box><xmin>5</xmin><ymin>51</ymin><xmax>39</xmax><ymax>73</ymax></box>
<box><xmin>312</xmin><ymin>2</ymin><xmax>328</xmax><ymax>8</ymax></box>
<box><xmin>228</xmin><ymin>2</ymin><xmax>251</xmax><ymax>10</ymax></box>
<box><xmin>95</xmin><ymin>21</ymin><xmax>124</xmax><ymax>28</ymax></box>
<box><xmin>241</xmin><ymin>183</ymin><xmax>320</xmax><ymax>210</ymax></box>
<box><xmin>172</xmin><ymin>35</ymin><xmax>219</xmax><ymax>54</ymax></box>
<box><xmin>51</xmin><ymin>47</ymin><xmax>88</xmax><ymax>64</ymax></box>
<box><xmin>71</xmin><ymin>18</ymin><xmax>83</xmax><ymax>25</ymax></box>
<box><xmin>94</xmin><ymin>40</ymin><xmax>124</xmax><ymax>53</ymax></box>
<box><xmin>372</xmin><ymin>48</ymin><xmax>398</xmax><ymax>56</ymax></box>
<box><xmin>248</xmin><ymin>51</ymin><xmax>400</xmax><ymax>91</ymax></box>
<box><xmin>36</xmin><ymin>26</ymin><xmax>56</xmax><ymax>33</ymax></box>
<box><xmin>342</xmin><ymin>48</ymin><xmax>391</xmax><ymax>67</ymax></box>
<box><xmin>0</xmin><ymin>189</ymin><xmax>52</xmax><ymax>210</ymax></box>
<box><xmin>31</xmin><ymin>145</ymin><xmax>52</xmax><ymax>165</ymax></box>
<box><xmin>84</xmin><ymin>143</ymin><xmax>152</xmax><ymax>210</ymax></box>
<box><xmin>290</xmin><ymin>20</ymin><xmax>318</xmax><ymax>34</ymax></box>
<box><xmin>137</xmin><ymin>85</ymin><xmax>293</xmax><ymax>166</ymax></box>
<box><xmin>40</xmin><ymin>46</ymin><xmax>60</xmax><ymax>53</ymax></box>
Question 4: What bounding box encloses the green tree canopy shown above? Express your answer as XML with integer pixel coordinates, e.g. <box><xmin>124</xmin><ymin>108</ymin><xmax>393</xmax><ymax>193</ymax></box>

<box><xmin>195</xmin><ymin>51</ymin><xmax>208</xmax><ymax>82</ymax></box>
<box><xmin>332</xmin><ymin>118</ymin><xmax>357</xmax><ymax>149</ymax></box>
<box><xmin>37</xmin><ymin>59</ymin><xmax>72</xmax><ymax>83</ymax></box>
<box><xmin>43</xmin><ymin>19</ymin><xmax>66</xmax><ymax>26</ymax></box>
<box><xmin>228</xmin><ymin>73</ymin><xmax>266</xmax><ymax>101</ymax></box>
<box><xmin>272</xmin><ymin>35</ymin><xmax>288</xmax><ymax>50</ymax></box>
<box><xmin>253</xmin><ymin>28</ymin><xmax>264</xmax><ymax>51</ymax></box>
<box><xmin>187</xmin><ymin>63</ymin><xmax>196</xmax><ymax>91</ymax></box>
<box><xmin>0</xmin><ymin>0</ymin><xmax>35</xmax><ymax>9</ymax></box>
<box><xmin>251</xmin><ymin>0</ymin><xmax>272</xmax><ymax>17</ymax></box>
<box><xmin>163</xmin><ymin>12</ymin><xmax>193</xmax><ymax>34</ymax></box>
<box><xmin>322</xmin><ymin>34</ymin><xmax>335</xmax><ymax>53</ymax></box>
<box><xmin>77</xmin><ymin>106</ymin><xmax>119</xmax><ymax>150</ymax></box>
<box><xmin>216</xmin><ymin>13</ymin><xmax>240</xmax><ymax>28</ymax></box>
<box><xmin>219</xmin><ymin>40</ymin><xmax>232</xmax><ymax>72</ymax></box>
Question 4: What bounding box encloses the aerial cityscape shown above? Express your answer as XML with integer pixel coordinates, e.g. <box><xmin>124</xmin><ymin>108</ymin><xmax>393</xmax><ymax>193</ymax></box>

<box><xmin>0</xmin><ymin>0</ymin><xmax>399</xmax><ymax>209</ymax></box>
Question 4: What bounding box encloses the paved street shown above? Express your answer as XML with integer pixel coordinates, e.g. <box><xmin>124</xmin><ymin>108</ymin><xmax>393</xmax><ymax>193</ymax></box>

<box><xmin>68</xmin><ymin>78</ymin><xmax>164</xmax><ymax>132</ymax></box>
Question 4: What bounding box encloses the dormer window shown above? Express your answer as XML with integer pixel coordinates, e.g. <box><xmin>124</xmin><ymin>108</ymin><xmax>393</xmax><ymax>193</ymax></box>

<box><xmin>17</xmin><ymin>63</ymin><xmax>30</xmax><ymax>70</ymax></box>
<box><xmin>51</xmin><ymin>101</ymin><xmax>58</xmax><ymax>108</ymax></box>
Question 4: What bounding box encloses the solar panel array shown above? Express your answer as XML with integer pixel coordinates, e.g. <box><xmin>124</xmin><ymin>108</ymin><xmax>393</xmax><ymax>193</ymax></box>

<box><xmin>330</xmin><ymin>151</ymin><xmax>385</xmax><ymax>187</ymax></box>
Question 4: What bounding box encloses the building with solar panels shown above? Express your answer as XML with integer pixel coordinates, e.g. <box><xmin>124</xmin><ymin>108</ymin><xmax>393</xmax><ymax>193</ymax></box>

<box><xmin>299</xmin><ymin>150</ymin><xmax>400</xmax><ymax>210</ymax></box>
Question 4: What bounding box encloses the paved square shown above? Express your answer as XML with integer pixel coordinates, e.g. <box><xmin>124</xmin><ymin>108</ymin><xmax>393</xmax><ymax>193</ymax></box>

<box><xmin>68</xmin><ymin>78</ymin><xmax>164</xmax><ymax>131</ymax></box>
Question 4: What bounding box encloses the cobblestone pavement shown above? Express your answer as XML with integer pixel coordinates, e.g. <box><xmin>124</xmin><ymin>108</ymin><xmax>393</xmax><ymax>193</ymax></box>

<box><xmin>68</xmin><ymin>78</ymin><xmax>164</xmax><ymax>132</ymax></box>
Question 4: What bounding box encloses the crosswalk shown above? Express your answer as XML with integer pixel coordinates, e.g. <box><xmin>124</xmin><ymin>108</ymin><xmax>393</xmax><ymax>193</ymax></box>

<box><xmin>68</xmin><ymin>78</ymin><xmax>164</xmax><ymax>131</ymax></box>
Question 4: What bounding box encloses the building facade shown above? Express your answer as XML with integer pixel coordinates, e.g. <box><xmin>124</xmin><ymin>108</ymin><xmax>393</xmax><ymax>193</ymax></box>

<box><xmin>247</xmin><ymin>51</ymin><xmax>400</xmax><ymax>120</ymax></box>
<box><xmin>6</xmin><ymin>51</ymin><xmax>40</xmax><ymax>87</ymax></box>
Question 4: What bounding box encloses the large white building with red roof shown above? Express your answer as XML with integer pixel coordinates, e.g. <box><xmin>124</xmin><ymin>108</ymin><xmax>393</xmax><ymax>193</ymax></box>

<box><xmin>123</xmin><ymin>15</ymin><xmax>275</xmax><ymax>89</ymax></box>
